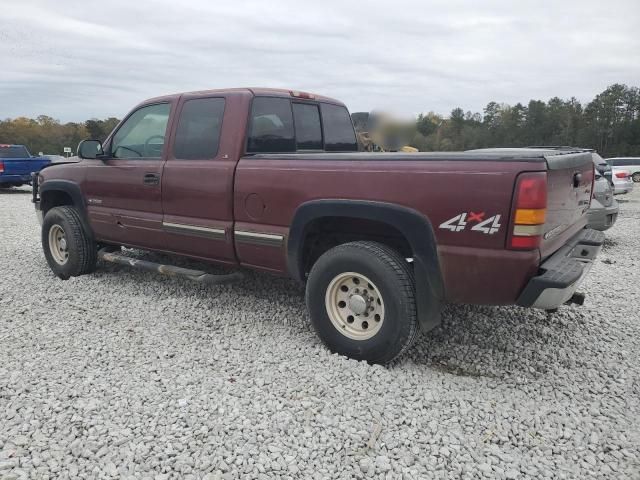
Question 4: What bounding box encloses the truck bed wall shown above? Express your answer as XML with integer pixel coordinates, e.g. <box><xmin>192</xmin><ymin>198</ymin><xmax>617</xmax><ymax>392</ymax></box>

<box><xmin>234</xmin><ymin>157</ymin><xmax>546</xmax><ymax>304</ymax></box>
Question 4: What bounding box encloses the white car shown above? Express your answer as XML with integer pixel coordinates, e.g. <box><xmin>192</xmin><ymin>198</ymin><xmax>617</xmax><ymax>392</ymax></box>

<box><xmin>607</xmin><ymin>157</ymin><xmax>640</xmax><ymax>183</ymax></box>
<box><xmin>611</xmin><ymin>169</ymin><xmax>634</xmax><ymax>195</ymax></box>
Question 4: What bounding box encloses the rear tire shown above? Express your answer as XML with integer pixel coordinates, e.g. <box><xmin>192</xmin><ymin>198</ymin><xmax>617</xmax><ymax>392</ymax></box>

<box><xmin>306</xmin><ymin>241</ymin><xmax>417</xmax><ymax>364</ymax></box>
<box><xmin>632</xmin><ymin>172</ymin><xmax>640</xmax><ymax>183</ymax></box>
<box><xmin>42</xmin><ymin>206</ymin><xmax>97</xmax><ymax>279</ymax></box>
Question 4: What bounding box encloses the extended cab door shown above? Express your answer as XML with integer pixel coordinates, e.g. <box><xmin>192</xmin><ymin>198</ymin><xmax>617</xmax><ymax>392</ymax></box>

<box><xmin>84</xmin><ymin>102</ymin><xmax>172</xmax><ymax>249</ymax></box>
<box><xmin>160</xmin><ymin>94</ymin><xmax>238</xmax><ymax>264</ymax></box>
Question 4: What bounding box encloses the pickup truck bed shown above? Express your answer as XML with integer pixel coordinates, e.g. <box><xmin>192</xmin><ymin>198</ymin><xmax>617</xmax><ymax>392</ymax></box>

<box><xmin>32</xmin><ymin>87</ymin><xmax>603</xmax><ymax>364</ymax></box>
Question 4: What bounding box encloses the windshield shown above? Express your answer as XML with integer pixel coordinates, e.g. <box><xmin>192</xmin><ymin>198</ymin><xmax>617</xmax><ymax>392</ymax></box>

<box><xmin>0</xmin><ymin>145</ymin><xmax>31</xmax><ymax>158</ymax></box>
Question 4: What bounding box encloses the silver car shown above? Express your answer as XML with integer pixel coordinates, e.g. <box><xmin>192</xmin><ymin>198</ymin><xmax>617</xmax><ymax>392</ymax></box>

<box><xmin>587</xmin><ymin>169</ymin><xmax>618</xmax><ymax>231</ymax></box>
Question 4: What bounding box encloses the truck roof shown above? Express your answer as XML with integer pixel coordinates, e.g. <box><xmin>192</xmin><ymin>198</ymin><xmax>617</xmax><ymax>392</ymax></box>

<box><xmin>141</xmin><ymin>88</ymin><xmax>345</xmax><ymax>106</ymax></box>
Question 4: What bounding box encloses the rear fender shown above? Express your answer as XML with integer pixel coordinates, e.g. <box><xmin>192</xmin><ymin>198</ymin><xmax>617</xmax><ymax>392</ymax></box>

<box><xmin>288</xmin><ymin>199</ymin><xmax>444</xmax><ymax>331</ymax></box>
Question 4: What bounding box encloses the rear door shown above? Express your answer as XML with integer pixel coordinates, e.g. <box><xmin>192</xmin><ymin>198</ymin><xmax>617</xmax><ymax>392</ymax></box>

<box><xmin>84</xmin><ymin>102</ymin><xmax>172</xmax><ymax>249</ymax></box>
<box><xmin>160</xmin><ymin>95</ymin><xmax>237</xmax><ymax>264</ymax></box>
<box><xmin>540</xmin><ymin>151</ymin><xmax>594</xmax><ymax>259</ymax></box>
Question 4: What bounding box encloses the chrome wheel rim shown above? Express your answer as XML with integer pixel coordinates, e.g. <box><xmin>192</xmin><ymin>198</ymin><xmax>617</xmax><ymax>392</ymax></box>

<box><xmin>325</xmin><ymin>272</ymin><xmax>385</xmax><ymax>340</ymax></box>
<box><xmin>48</xmin><ymin>224</ymin><xmax>69</xmax><ymax>265</ymax></box>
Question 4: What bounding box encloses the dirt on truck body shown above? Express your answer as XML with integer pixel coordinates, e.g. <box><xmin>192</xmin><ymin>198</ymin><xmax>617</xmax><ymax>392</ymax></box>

<box><xmin>33</xmin><ymin>87</ymin><xmax>603</xmax><ymax>363</ymax></box>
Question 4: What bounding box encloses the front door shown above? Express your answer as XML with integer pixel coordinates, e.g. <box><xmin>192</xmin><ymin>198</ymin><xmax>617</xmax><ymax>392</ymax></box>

<box><xmin>161</xmin><ymin>95</ymin><xmax>237</xmax><ymax>264</ymax></box>
<box><xmin>84</xmin><ymin>102</ymin><xmax>172</xmax><ymax>250</ymax></box>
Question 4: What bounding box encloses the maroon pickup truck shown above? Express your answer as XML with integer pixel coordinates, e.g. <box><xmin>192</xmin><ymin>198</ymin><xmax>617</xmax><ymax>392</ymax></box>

<box><xmin>33</xmin><ymin>88</ymin><xmax>604</xmax><ymax>364</ymax></box>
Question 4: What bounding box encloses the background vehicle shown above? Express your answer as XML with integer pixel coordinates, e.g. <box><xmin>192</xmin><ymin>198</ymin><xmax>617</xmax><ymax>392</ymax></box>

<box><xmin>612</xmin><ymin>170</ymin><xmax>634</xmax><ymax>194</ymax></box>
<box><xmin>587</xmin><ymin>169</ymin><xmax>618</xmax><ymax>231</ymax></box>
<box><xmin>33</xmin><ymin>88</ymin><xmax>603</xmax><ymax>364</ymax></box>
<box><xmin>0</xmin><ymin>144</ymin><xmax>50</xmax><ymax>188</ymax></box>
<box><xmin>42</xmin><ymin>154</ymin><xmax>67</xmax><ymax>163</ymax></box>
<box><xmin>607</xmin><ymin>157</ymin><xmax>640</xmax><ymax>183</ymax></box>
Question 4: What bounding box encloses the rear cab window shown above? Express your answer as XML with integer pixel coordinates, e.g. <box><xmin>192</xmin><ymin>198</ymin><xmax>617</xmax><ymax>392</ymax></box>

<box><xmin>321</xmin><ymin>103</ymin><xmax>357</xmax><ymax>152</ymax></box>
<box><xmin>247</xmin><ymin>96</ymin><xmax>357</xmax><ymax>154</ymax></box>
<box><xmin>247</xmin><ymin>97</ymin><xmax>295</xmax><ymax>153</ymax></box>
<box><xmin>0</xmin><ymin>145</ymin><xmax>31</xmax><ymax>158</ymax></box>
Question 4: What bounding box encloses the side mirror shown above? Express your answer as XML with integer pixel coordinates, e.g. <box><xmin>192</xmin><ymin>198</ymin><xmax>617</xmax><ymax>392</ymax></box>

<box><xmin>77</xmin><ymin>139</ymin><xmax>104</xmax><ymax>160</ymax></box>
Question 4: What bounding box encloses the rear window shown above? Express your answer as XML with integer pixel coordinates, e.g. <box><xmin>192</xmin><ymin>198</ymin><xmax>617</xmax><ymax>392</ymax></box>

<box><xmin>174</xmin><ymin>97</ymin><xmax>225</xmax><ymax>159</ymax></box>
<box><xmin>247</xmin><ymin>97</ymin><xmax>295</xmax><ymax>153</ymax></box>
<box><xmin>321</xmin><ymin>104</ymin><xmax>357</xmax><ymax>152</ymax></box>
<box><xmin>0</xmin><ymin>146</ymin><xmax>30</xmax><ymax>158</ymax></box>
<box><xmin>292</xmin><ymin>103</ymin><xmax>322</xmax><ymax>150</ymax></box>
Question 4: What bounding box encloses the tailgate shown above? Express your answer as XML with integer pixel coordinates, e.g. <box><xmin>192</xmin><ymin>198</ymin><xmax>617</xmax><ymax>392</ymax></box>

<box><xmin>540</xmin><ymin>152</ymin><xmax>594</xmax><ymax>259</ymax></box>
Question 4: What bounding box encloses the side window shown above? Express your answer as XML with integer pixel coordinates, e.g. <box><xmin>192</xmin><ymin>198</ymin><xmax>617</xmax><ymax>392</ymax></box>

<box><xmin>247</xmin><ymin>97</ymin><xmax>295</xmax><ymax>153</ymax></box>
<box><xmin>321</xmin><ymin>103</ymin><xmax>358</xmax><ymax>152</ymax></box>
<box><xmin>111</xmin><ymin>103</ymin><xmax>170</xmax><ymax>159</ymax></box>
<box><xmin>174</xmin><ymin>98</ymin><xmax>225</xmax><ymax>159</ymax></box>
<box><xmin>292</xmin><ymin>103</ymin><xmax>322</xmax><ymax>150</ymax></box>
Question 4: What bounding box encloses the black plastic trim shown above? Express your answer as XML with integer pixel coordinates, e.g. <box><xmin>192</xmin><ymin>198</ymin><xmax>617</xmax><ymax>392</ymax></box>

<box><xmin>517</xmin><ymin>228</ymin><xmax>605</xmax><ymax>307</ymax></box>
<box><xmin>39</xmin><ymin>180</ymin><xmax>94</xmax><ymax>239</ymax></box>
<box><xmin>288</xmin><ymin>199</ymin><xmax>444</xmax><ymax>331</ymax></box>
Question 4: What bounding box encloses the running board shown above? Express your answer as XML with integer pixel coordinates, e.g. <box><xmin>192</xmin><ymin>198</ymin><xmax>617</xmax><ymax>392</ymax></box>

<box><xmin>98</xmin><ymin>249</ymin><xmax>243</xmax><ymax>285</ymax></box>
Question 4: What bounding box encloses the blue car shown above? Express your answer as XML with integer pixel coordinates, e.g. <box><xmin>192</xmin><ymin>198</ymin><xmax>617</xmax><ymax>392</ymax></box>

<box><xmin>0</xmin><ymin>144</ymin><xmax>51</xmax><ymax>188</ymax></box>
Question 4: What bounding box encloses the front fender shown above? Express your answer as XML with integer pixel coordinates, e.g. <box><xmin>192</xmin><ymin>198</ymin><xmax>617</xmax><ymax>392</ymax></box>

<box><xmin>39</xmin><ymin>180</ymin><xmax>93</xmax><ymax>240</ymax></box>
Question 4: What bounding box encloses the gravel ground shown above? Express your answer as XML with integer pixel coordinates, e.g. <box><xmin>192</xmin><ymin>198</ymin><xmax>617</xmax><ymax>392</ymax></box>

<box><xmin>1</xmin><ymin>186</ymin><xmax>639</xmax><ymax>480</ymax></box>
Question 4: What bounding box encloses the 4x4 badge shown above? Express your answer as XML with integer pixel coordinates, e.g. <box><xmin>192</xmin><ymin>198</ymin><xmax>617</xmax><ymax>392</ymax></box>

<box><xmin>439</xmin><ymin>212</ymin><xmax>502</xmax><ymax>234</ymax></box>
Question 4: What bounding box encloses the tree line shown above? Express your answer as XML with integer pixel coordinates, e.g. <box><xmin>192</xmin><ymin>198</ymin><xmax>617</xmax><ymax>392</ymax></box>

<box><xmin>0</xmin><ymin>117</ymin><xmax>119</xmax><ymax>156</ymax></box>
<box><xmin>1</xmin><ymin>84</ymin><xmax>638</xmax><ymax>157</ymax></box>
<box><xmin>409</xmin><ymin>84</ymin><xmax>640</xmax><ymax>156</ymax></box>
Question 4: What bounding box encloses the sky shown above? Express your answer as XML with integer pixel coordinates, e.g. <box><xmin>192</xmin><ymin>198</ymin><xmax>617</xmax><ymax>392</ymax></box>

<box><xmin>1</xmin><ymin>0</ymin><xmax>639</xmax><ymax>122</ymax></box>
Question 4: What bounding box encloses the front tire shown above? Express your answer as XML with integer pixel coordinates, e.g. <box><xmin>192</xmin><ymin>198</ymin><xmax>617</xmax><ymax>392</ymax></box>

<box><xmin>306</xmin><ymin>241</ymin><xmax>418</xmax><ymax>364</ymax></box>
<box><xmin>42</xmin><ymin>206</ymin><xmax>97</xmax><ymax>279</ymax></box>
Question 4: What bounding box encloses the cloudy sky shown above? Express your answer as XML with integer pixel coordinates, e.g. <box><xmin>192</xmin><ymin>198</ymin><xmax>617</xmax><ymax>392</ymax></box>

<box><xmin>2</xmin><ymin>0</ymin><xmax>639</xmax><ymax>121</ymax></box>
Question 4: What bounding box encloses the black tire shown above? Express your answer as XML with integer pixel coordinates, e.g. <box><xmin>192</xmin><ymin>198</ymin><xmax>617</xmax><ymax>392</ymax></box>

<box><xmin>632</xmin><ymin>172</ymin><xmax>640</xmax><ymax>183</ymax></box>
<box><xmin>306</xmin><ymin>241</ymin><xmax>418</xmax><ymax>364</ymax></box>
<box><xmin>42</xmin><ymin>206</ymin><xmax>97</xmax><ymax>280</ymax></box>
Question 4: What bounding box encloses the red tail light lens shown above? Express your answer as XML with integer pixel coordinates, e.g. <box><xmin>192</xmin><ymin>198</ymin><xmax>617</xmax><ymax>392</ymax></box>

<box><xmin>509</xmin><ymin>172</ymin><xmax>547</xmax><ymax>250</ymax></box>
<box><xmin>0</xmin><ymin>161</ymin><xmax>4</xmax><ymax>174</ymax></box>
<box><xmin>615</xmin><ymin>172</ymin><xmax>628</xmax><ymax>179</ymax></box>
<box><xmin>514</xmin><ymin>174</ymin><xmax>547</xmax><ymax>208</ymax></box>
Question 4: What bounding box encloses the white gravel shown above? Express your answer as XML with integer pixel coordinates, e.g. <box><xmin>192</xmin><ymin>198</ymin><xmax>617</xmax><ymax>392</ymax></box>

<box><xmin>1</xmin><ymin>186</ymin><xmax>639</xmax><ymax>480</ymax></box>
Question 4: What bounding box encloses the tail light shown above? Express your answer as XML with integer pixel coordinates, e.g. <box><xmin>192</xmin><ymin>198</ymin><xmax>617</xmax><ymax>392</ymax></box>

<box><xmin>509</xmin><ymin>172</ymin><xmax>547</xmax><ymax>250</ymax></box>
<box><xmin>615</xmin><ymin>171</ymin><xmax>629</xmax><ymax>179</ymax></box>
<box><xmin>0</xmin><ymin>161</ymin><xmax>4</xmax><ymax>174</ymax></box>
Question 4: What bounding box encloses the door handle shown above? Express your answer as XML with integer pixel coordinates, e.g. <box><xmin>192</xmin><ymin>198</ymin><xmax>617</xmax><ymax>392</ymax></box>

<box><xmin>143</xmin><ymin>173</ymin><xmax>160</xmax><ymax>185</ymax></box>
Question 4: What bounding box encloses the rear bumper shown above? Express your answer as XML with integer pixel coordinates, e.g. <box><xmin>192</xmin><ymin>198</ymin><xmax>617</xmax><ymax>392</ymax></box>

<box><xmin>613</xmin><ymin>179</ymin><xmax>634</xmax><ymax>194</ymax></box>
<box><xmin>586</xmin><ymin>201</ymin><xmax>619</xmax><ymax>231</ymax></box>
<box><xmin>0</xmin><ymin>174</ymin><xmax>31</xmax><ymax>185</ymax></box>
<box><xmin>517</xmin><ymin>228</ymin><xmax>605</xmax><ymax>309</ymax></box>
